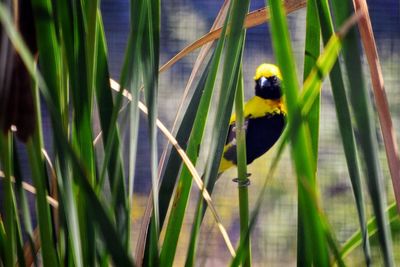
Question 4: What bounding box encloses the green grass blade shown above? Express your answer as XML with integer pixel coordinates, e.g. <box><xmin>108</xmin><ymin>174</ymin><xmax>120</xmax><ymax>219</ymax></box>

<box><xmin>60</xmin><ymin>143</ymin><xmax>135</xmax><ymax>267</ymax></box>
<box><xmin>60</xmin><ymin>147</ymin><xmax>134</xmax><ymax>266</ymax></box>
<box><xmin>12</xmin><ymin>141</ymin><xmax>38</xmax><ymax>266</ymax></box>
<box><xmin>234</xmin><ymin>68</ymin><xmax>251</xmax><ymax>267</ymax></box>
<box><xmin>232</xmin><ymin>21</ymin><xmax>351</xmax><ymax>266</ymax></box>
<box><xmin>82</xmin><ymin>0</ymin><xmax>98</xmax><ymax>104</ymax></box>
<box><xmin>160</xmin><ymin>0</ymin><xmax>251</xmax><ymax>264</ymax></box>
<box><xmin>0</xmin><ymin>6</ymin><xmax>135</xmax><ymax>264</ymax></box>
<box><xmin>354</xmin><ymin>0</ymin><xmax>400</xmax><ymax>212</ymax></box>
<box><xmin>158</xmin><ymin>62</ymin><xmax>216</xmax><ymax>266</ymax></box>
<box><xmin>145</xmin><ymin>55</ymin><xmax>213</xmax><ymax>266</ymax></box>
<box><xmin>303</xmin><ymin>0</ymin><xmax>320</xmax><ymax>170</ymax></box>
<box><xmin>340</xmin><ymin>203</ymin><xmax>398</xmax><ymax>259</ymax></box>
<box><xmin>30</xmin><ymin>0</ymin><xmax>62</xmax><ymax>109</ymax></box>
<box><xmin>202</xmin><ymin>0</ymin><xmax>249</xmax><ymax>207</ymax></box>
<box><xmin>159</xmin><ymin>8</ymin><xmax>232</xmax><ymax>265</ymax></box>
<box><xmin>0</xmin><ymin>219</ymin><xmax>5</xmax><ymax>265</ymax></box>
<box><xmin>26</xmin><ymin>140</ymin><xmax>59</xmax><ymax>267</ymax></box>
<box><xmin>157</xmin><ymin>56</ymin><xmax>214</xmax><ymax>229</ymax></box>
<box><xmin>70</xmin><ymin>3</ymin><xmax>97</xmax><ymax>264</ymax></box>
<box><xmin>0</xmin><ymin>133</ymin><xmax>16</xmax><ymax>267</ymax></box>
<box><xmin>316</xmin><ymin>0</ymin><xmax>387</xmax><ymax>264</ymax></box>
<box><xmin>94</xmin><ymin>9</ymin><xmax>129</xmax><ymax>249</ymax></box>
<box><xmin>268</xmin><ymin>0</ymin><xmax>330</xmax><ymax>265</ymax></box>
<box><xmin>138</xmin><ymin>0</ymin><xmax>161</xmax><ymax>265</ymax></box>
<box><xmin>19</xmin><ymin>0</ymin><xmax>62</xmax><ymax>264</ymax></box>
<box><xmin>125</xmin><ymin>3</ymin><xmax>157</xmax><ymax>261</ymax></box>
<box><xmin>122</xmin><ymin>0</ymin><xmax>147</xmax><ymax>201</ymax></box>
<box><xmin>181</xmin><ymin>0</ymin><xmax>250</xmax><ymax>265</ymax></box>
<box><xmin>3</xmin><ymin>1</ymin><xmax>62</xmax><ymax>260</ymax></box>
<box><xmin>69</xmin><ymin>1</ymin><xmax>96</xmax><ymax>184</ymax></box>
<box><xmin>231</xmin><ymin>130</ymin><xmax>287</xmax><ymax>267</ymax></box>
<box><xmin>329</xmin><ymin>1</ymin><xmax>372</xmax><ymax>264</ymax></box>
<box><xmin>25</xmin><ymin>129</ymin><xmax>60</xmax><ymax>267</ymax></box>
<box><xmin>116</xmin><ymin>3</ymin><xmax>152</xmax><ymax>258</ymax></box>
<box><xmin>298</xmin><ymin>1</ymin><xmax>320</xmax><ymax>264</ymax></box>
<box><xmin>53</xmin><ymin>1</ymin><xmax>98</xmax><ymax>264</ymax></box>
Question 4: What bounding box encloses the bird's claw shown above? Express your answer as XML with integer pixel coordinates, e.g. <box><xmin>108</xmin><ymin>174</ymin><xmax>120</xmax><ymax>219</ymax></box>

<box><xmin>232</xmin><ymin>173</ymin><xmax>251</xmax><ymax>187</ymax></box>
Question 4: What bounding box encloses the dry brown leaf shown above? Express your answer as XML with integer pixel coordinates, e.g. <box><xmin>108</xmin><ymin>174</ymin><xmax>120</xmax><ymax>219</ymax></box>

<box><xmin>158</xmin><ymin>0</ymin><xmax>306</xmax><ymax>74</ymax></box>
<box><xmin>353</xmin><ymin>0</ymin><xmax>400</xmax><ymax>213</ymax></box>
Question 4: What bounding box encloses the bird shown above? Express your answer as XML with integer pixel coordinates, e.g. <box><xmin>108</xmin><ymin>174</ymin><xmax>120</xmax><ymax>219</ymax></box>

<box><xmin>218</xmin><ymin>63</ymin><xmax>286</xmax><ymax>177</ymax></box>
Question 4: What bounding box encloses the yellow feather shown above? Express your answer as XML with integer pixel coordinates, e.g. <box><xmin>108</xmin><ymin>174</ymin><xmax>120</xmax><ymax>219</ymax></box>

<box><xmin>253</xmin><ymin>63</ymin><xmax>282</xmax><ymax>80</ymax></box>
<box><xmin>229</xmin><ymin>96</ymin><xmax>286</xmax><ymax>124</ymax></box>
<box><xmin>219</xmin><ymin>96</ymin><xmax>285</xmax><ymax>173</ymax></box>
<box><xmin>218</xmin><ymin>153</ymin><xmax>235</xmax><ymax>173</ymax></box>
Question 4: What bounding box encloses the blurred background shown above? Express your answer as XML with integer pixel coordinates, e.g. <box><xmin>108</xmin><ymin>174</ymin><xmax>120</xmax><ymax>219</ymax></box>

<box><xmin>100</xmin><ymin>0</ymin><xmax>400</xmax><ymax>265</ymax></box>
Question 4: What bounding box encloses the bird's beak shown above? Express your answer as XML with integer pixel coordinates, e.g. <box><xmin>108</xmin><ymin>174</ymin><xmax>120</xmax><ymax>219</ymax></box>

<box><xmin>259</xmin><ymin>76</ymin><xmax>270</xmax><ymax>88</ymax></box>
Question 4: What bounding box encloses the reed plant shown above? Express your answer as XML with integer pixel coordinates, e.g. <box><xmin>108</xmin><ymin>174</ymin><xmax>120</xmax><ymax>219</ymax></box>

<box><xmin>0</xmin><ymin>0</ymin><xmax>398</xmax><ymax>266</ymax></box>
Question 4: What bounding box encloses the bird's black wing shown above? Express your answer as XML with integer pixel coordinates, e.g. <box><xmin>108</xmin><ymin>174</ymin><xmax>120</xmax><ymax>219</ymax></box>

<box><xmin>224</xmin><ymin>118</ymin><xmax>249</xmax><ymax>145</ymax></box>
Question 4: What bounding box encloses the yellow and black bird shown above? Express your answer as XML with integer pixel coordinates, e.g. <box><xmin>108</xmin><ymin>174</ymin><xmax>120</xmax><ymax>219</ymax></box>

<box><xmin>219</xmin><ymin>63</ymin><xmax>286</xmax><ymax>175</ymax></box>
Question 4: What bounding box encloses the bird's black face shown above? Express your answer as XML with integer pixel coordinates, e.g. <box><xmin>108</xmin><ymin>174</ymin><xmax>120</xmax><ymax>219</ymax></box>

<box><xmin>255</xmin><ymin>75</ymin><xmax>282</xmax><ymax>100</ymax></box>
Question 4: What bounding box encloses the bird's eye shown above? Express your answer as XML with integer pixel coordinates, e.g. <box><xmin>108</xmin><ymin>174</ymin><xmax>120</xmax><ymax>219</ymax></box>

<box><xmin>271</xmin><ymin>76</ymin><xmax>277</xmax><ymax>82</ymax></box>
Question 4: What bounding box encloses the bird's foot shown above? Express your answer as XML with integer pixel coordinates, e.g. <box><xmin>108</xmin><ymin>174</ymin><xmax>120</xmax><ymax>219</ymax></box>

<box><xmin>232</xmin><ymin>173</ymin><xmax>251</xmax><ymax>187</ymax></box>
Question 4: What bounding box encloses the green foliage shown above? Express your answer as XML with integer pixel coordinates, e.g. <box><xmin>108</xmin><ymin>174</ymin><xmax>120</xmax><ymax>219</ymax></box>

<box><xmin>0</xmin><ymin>0</ymin><xmax>397</xmax><ymax>266</ymax></box>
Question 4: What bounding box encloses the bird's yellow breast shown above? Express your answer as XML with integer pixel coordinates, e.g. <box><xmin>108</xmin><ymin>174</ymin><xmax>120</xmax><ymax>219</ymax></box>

<box><xmin>218</xmin><ymin>96</ymin><xmax>286</xmax><ymax>173</ymax></box>
<box><xmin>229</xmin><ymin>96</ymin><xmax>286</xmax><ymax>124</ymax></box>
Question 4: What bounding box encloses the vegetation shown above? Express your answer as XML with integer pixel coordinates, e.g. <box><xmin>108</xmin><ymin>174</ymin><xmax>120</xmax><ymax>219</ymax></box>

<box><xmin>0</xmin><ymin>0</ymin><xmax>399</xmax><ymax>266</ymax></box>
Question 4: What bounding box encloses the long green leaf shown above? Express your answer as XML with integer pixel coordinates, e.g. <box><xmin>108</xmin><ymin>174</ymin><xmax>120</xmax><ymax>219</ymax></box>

<box><xmin>139</xmin><ymin>0</ymin><xmax>161</xmax><ymax>265</ymax></box>
<box><xmin>159</xmin><ymin>6</ymin><xmax>233</xmax><ymax>266</ymax></box>
<box><xmin>24</xmin><ymin>0</ymin><xmax>64</xmax><ymax>264</ymax></box>
<box><xmin>298</xmin><ymin>1</ymin><xmax>320</xmax><ymax>264</ymax></box>
<box><xmin>94</xmin><ymin>9</ymin><xmax>129</xmax><ymax>250</ymax></box>
<box><xmin>158</xmin><ymin>58</ymin><xmax>218</xmax><ymax>266</ymax></box>
<box><xmin>54</xmin><ymin>1</ymin><xmax>98</xmax><ymax>264</ymax></box>
<box><xmin>201</xmin><ymin>0</ymin><xmax>249</xmax><ymax>211</ymax></box>
<box><xmin>69</xmin><ymin>0</ymin><xmax>96</xmax><ymax>184</ymax></box>
<box><xmin>136</xmin><ymin>52</ymin><xmax>211</xmax><ymax>266</ymax></box>
<box><xmin>316</xmin><ymin>0</ymin><xmax>388</xmax><ymax>264</ymax></box>
<box><xmin>233</xmin><ymin>67</ymin><xmax>252</xmax><ymax>267</ymax></box>
<box><xmin>0</xmin><ymin>219</ymin><xmax>5</xmax><ymax>265</ymax></box>
<box><xmin>184</xmin><ymin>1</ymin><xmax>250</xmax><ymax>265</ymax></box>
<box><xmin>303</xmin><ymin>0</ymin><xmax>320</xmax><ymax>158</ymax></box>
<box><xmin>328</xmin><ymin>0</ymin><xmax>371</xmax><ymax>264</ymax></box>
<box><xmin>268</xmin><ymin>0</ymin><xmax>330</xmax><ymax>265</ymax></box>
<box><xmin>0</xmin><ymin>133</ymin><xmax>16</xmax><ymax>267</ymax></box>
<box><xmin>340</xmin><ymin>203</ymin><xmax>398</xmax><ymax>259</ymax></box>
<box><xmin>0</xmin><ymin>6</ymin><xmax>135</xmax><ymax>265</ymax></box>
<box><xmin>73</xmin><ymin>2</ymin><xmax>98</xmax><ymax>265</ymax></box>
<box><xmin>231</xmin><ymin>16</ymin><xmax>357</xmax><ymax>266</ymax></box>
<box><xmin>231</xmin><ymin>24</ymin><xmax>341</xmax><ymax>266</ymax></box>
<box><xmin>12</xmin><ymin>140</ymin><xmax>38</xmax><ymax>266</ymax></box>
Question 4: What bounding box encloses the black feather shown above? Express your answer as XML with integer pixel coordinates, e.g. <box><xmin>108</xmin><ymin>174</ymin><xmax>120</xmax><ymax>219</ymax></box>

<box><xmin>223</xmin><ymin>113</ymin><xmax>285</xmax><ymax>165</ymax></box>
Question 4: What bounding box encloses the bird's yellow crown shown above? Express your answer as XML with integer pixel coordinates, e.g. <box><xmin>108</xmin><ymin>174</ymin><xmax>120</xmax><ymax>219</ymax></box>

<box><xmin>253</xmin><ymin>63</ymin><xmax>282</xmax><ymax>80</ymax></box>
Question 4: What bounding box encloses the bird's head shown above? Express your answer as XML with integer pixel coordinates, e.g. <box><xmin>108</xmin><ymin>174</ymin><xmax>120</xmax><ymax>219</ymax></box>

<box><xmin>253</xmin><ymin>63</ymin><xmax>283</xmax><ymax>100</ymax></box>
